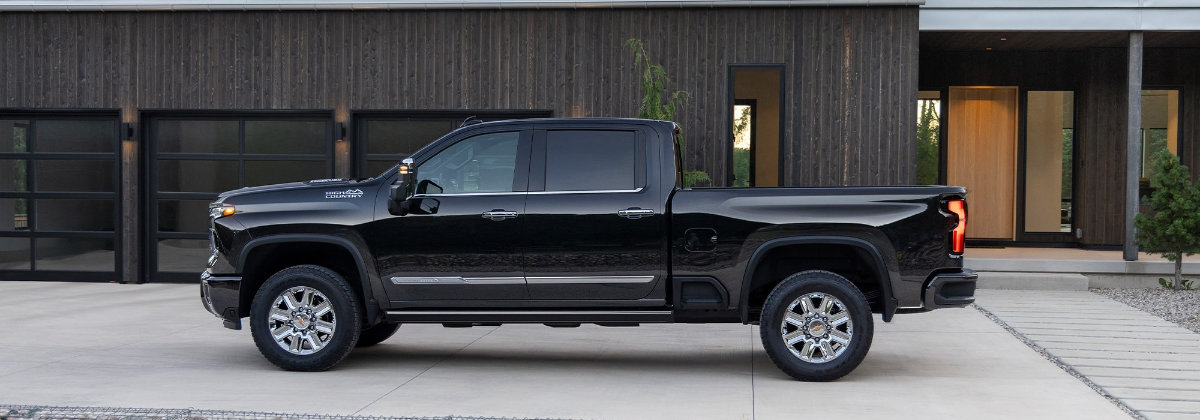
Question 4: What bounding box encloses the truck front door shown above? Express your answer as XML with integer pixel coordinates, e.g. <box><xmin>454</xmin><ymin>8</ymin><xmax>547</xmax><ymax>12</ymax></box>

<box><xmin>365</xmin><ymin>129</ymin><xmax>531</xmax><ymax>303</ymax></box>
<box><xmin>522</xmin><ymin>126</ymin><xmax>668</xmax><ymax>301</ymax></box>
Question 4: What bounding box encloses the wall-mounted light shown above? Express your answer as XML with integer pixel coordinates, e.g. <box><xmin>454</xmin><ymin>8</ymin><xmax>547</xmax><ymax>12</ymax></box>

<box><xmin>336</xmin><ymin>122</ymin><xmax>347</xmax><ymax>142</ymax></box>
<box><xmin>122</xmin><ymin>122</ymin><xmax>135</xmax><ymax>140</ymax></box>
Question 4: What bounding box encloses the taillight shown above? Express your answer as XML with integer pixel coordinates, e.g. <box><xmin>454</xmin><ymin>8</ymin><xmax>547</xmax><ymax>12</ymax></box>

<box><xmin>947</xmin><ymin>200</ymin><xmax>966</xmax><ymax>254</ymax></box>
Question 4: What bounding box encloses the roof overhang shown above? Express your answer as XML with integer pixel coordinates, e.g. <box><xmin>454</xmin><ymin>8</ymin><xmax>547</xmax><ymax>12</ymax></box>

<box><xmin>0</xmin><ymin>0</ymin><xmax>924</xmax><ymax>12</ymax></box>
<box><xmin>921</xmin><ymin>0</ymin><xmax>1200</xmax><ymax>31</ymax></box>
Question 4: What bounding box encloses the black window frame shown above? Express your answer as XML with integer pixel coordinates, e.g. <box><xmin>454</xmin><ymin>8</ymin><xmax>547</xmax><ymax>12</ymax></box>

<box><xmin>726</xmin><ymin>64</ymin><xmax>786</xmax><ymax>187</ymax></box>
<box><xmin>1015</xmin><ymin>88</ymin><xmax>1080</xmax><ymax>244</ymax></box>
<box><xmin>0</xmin><ymin>110</ymin><xmax>123</xmax><ymax>282</ymax></box>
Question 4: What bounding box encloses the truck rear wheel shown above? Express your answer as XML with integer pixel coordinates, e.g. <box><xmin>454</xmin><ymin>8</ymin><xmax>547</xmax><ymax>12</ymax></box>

<box><xmin>250</xmin><ymin>264</ymin><xmax>361</xmax><ymax>371</ymax></box>
<box><xmin>759</xmin><ymin>270</ymin><xmax>873</xmax><ymax>381</ymax></box>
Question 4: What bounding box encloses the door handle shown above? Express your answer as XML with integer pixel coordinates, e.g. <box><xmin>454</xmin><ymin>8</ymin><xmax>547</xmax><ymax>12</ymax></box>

<box><xmin>617</xmin><ymin>208</ymin><xmax>655</xmax><ymax>219</ymax></box>
<box><xmin>482</xmin><ymin>210</ymin><xmax>518</xmax><ymax>221</ymax></box>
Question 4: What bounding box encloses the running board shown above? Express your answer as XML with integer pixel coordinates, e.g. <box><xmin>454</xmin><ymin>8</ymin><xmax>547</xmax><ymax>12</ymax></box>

<box><xmin>384</xmin><ymin>310</ymin><xmax>673</xmax><ymax>324</ymax></box>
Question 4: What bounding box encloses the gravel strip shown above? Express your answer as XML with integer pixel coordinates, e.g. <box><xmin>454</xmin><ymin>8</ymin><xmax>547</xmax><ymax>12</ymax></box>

<box><xmin>971</xmin><ymin>304</ymin><xmax>1145</xmax><ymax>420</ymax></box>
<box><xmin>0</xmin><ymin>405</ymin><xmax>573</xmax><ymax>420</ymax></box>
<box><xmin>1091</xmin><ymin>287</ymin><xmax>1200</xmax><ymax>333</ymax></box>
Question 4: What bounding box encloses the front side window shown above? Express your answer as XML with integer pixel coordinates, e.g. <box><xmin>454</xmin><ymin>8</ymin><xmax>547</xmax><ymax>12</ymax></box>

<box><xmin>545</xmin><ymin>130</ymin><xmax>637</xmax><ymax>191</ymax></box>
<box><xmin>416</xmin><ymin>131</ymin><xmax>519</xmax><ymax>194</ymax></box>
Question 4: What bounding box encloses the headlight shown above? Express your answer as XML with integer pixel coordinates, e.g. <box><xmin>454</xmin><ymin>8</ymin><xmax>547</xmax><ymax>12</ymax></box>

<box><xmin>209</xmin><ymin>203</ymin><xmax>236</xmax><ymax>219</ymax></box>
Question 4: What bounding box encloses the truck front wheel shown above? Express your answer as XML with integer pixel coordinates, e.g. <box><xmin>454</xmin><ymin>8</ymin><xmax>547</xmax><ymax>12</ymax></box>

<box><xmin>759</xmin><ymin>270</ymin><xmax>874</xmax><ymax>381</ymax></box>
<box><xmin>250</xmin><ymin>264</ymin><xmax>362</xmax><ymax>371</ymax></box>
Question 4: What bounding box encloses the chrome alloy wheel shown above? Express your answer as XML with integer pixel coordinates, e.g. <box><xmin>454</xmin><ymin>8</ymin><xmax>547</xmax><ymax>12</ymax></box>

<box><xmin>267</xmin><ymin>286</ymin><xmax>337</xmax><ymax>355</ymax></box>
<box><xmin>780</xmin><ymin>292</ymin><xmax>853</xmax><ymax>363</ymax></box>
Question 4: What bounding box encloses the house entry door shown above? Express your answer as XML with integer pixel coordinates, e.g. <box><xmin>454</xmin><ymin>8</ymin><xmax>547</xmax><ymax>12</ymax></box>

<box><xmin>948</xmin><ymin>86</ymin><xmax>1018</xmax><ymax>240</ymax></box>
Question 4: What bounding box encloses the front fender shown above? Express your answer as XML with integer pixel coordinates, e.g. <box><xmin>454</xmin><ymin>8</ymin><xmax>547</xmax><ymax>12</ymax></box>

<box><xmin>237</xmin><ymin>233</ymin><xmax>388</xmax><ymax>325</ymax></box>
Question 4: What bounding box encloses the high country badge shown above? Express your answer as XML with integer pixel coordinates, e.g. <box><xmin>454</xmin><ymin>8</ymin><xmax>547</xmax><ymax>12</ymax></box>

<box><xmin>325</xmin><ymin>188</ymin><xmax>364</xmax><ymax>199</ymax></box>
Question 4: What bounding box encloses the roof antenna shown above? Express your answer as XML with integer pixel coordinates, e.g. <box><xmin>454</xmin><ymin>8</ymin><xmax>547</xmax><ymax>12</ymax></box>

<box><xmin>459</xmin><ymin>116</ymin><xmax>483</xmax><ymax>128</ymax></box>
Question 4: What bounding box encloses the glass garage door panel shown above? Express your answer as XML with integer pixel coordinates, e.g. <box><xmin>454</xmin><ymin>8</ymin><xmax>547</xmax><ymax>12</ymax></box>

<box><xmin>34</xmin><ymin>120</ymin><xmax>115</xmax><ymax>153</ymax></box>
<box><xmin>156</xmin><ymin>238</ymin><xmax>209</xmax><ymax>273</ymax></box>
<box><xmin>1</xmin><ymin>159</ymin><xmax>27</xmax><ymax>191</ymax></box>
<box><xmin>0</xmin><ymin>237</ymin><xmax>30</xmax><ymax>270</ymax></box>
<box><xmin>150</xmin><ymin>116</ymin><xmax>334</xmax><ymax>282</ymax></box>
<box><xmin>245</xmin><ymin>121</ymin><xmax>327</xmax><ymax>155</ymax></box>
<box><xmin>156</xmin><ymin>121</ymin><xmax>239</xmax><ymax>154</ymax></box>
<box><xmin>0</xmin><ymin>198</ymin><xmax>28</xmax><ymax>231</ymax></box>
<box><xmin>35</xmin><ymin>237</ymin><xmax>116</xmax><ymax>271</ymax></box>
<box><xmin>244</xmin><ymin>160</ymin><xmax>326</xmax><ymax>187</ymax></box>
<box><xmin>35</xmin><ymin>160</ymin><xmax>116</xmax><ymax>192</ymax></box>
<box><xmin>36</xmin><ymin>199</ymin><xmax>115</xmax><ymax>231</ymax></box>
<box><xmin>157</xmin><ymin>199</ymin><xmax>211</xmax><ymax>234</ymax></box>
<box><xmin>157</xmin><ymin>160</ymin><xmax>240</xmax><ymax>193</ymax></box>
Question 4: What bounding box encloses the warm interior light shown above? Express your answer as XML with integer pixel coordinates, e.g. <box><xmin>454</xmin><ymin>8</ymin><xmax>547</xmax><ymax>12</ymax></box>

<box><xmin>948</xmin><ymin>200</ymin><xmax>966</xmax><ymax>254</ymax></box>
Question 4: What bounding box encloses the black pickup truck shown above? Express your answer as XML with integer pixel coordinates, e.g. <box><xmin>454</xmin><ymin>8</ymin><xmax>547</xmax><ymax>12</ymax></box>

<box><xmin>201</xmin><ymin>118</ymin><xmax>975</xmax><ymax>381</ymax></box>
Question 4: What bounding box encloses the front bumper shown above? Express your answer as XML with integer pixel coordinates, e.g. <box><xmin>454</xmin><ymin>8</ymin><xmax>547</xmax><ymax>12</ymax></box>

<box><xmin>923</xmin><ymin>269</ymin><xmax>977</xmax><ymax>310</ymax></box>
<box><xmin>201</xmin><ymin>270</ymin><xmax>244</xmax><ymax>330</ymax></box>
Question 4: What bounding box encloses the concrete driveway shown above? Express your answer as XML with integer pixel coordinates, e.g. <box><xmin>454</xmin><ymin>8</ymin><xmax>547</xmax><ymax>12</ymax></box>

<box><xmin>1</xmin><ymin>282</ymin><xmax>1130</xmax><ymax>419</ymax></box>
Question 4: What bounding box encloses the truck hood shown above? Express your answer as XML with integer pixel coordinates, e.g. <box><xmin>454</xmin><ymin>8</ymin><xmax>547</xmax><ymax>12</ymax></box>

<box><xmin>217</xmin><ymin>178</ymin><xmax>367</xmax><ymax>199</ymax></box>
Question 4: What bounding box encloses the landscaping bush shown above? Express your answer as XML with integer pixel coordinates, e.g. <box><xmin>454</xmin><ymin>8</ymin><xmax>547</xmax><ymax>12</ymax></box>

<box><xmin>1134</xmin><ymin>149</ymin><xmax>1200</xmax><ymax>290</ymax></box>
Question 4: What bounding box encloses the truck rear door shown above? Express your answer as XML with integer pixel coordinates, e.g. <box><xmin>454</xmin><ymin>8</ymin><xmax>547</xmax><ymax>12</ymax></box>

<box><xmin>521</xmin><ymin>125</ymin><xmax>667</xmax><ymax>301</ymax></box>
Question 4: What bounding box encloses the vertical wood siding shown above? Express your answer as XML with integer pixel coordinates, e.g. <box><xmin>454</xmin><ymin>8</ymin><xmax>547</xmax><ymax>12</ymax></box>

<box><xmin>1</xmin><ymin>7</ymin><xmax>918</xmax><ymax>187</ymax></box>
<box><xmin>1077</xmin><ymin>48</ymin><xmax>1129</xmax><ymax>247</ymax></box>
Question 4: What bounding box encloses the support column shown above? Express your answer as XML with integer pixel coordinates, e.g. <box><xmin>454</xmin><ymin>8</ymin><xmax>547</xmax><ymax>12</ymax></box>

<box><xmin>1124</xmin><ymin>32</ymin><xmax>1144</xmax><ymax>261</ymax></box>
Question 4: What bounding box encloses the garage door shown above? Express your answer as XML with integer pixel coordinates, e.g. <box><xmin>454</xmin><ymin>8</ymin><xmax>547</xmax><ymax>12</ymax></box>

<box><xmin>0</xmin><ymin>113</ymin><xmax>121</xmax><ymax>281</ymax></box>
<box><xmin>147</xmin><ymin>113</ymin><xmax>334</xmax><ymax>282</ymax></box>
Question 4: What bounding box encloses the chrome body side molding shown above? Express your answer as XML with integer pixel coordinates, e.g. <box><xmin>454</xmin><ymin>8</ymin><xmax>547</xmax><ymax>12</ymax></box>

<box><xmin>391</xmin><ymin>275</ymin><xmax>656</xmax><ymax>285</ymax></box>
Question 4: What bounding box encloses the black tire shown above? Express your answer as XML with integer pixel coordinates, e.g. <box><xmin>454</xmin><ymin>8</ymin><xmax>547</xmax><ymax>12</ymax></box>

<box><xmin>356</xmin><ymin>322</ymin><xmax>401</xmax><ymax>348</ymax></box>
<box><xmin>250</xmin><ymin>264</ymin><xmax>362</xmax><ymax>371</ymax></box>
<box><xmin>759</xmin><ymin>270</ymin><xmax>874</xmax><ymax>381</ymax></box>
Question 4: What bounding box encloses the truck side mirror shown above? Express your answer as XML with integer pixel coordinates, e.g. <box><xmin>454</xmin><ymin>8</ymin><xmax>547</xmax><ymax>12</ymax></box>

<box><xmin>387</xmin><ymin>158</ymin><xmax>416</xmax><ymax>215</ymax></box>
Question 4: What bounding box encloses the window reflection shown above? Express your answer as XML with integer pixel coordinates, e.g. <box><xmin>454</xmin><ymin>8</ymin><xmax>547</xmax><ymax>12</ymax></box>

<box><xmin>35</xmin><ymin>237</ymin><xmax>115</xmax><ymax>271</ymax></box>
<box><xmin>416</xmin><ymin>132</ymin><xmax>519</xmax><ymax>194</ymax></box>
<box><xmin>1024</xmin><ymin>91</ymin><xmax>1074</xmax><ymax>234</ymax></box>
<box><xmin>1140</xmin><ymin>90</ymin><xmax>1180</xmax><ymax>180</ymax></box>
<box><xmin>917</xmin><ymin>91</ymin><xmax>942</xmax><ymax>185</ymax></box>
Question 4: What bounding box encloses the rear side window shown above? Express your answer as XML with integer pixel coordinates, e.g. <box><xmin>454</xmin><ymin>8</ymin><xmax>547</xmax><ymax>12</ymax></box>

<box><xmin>545</xmin><ymin>130</ymin><xmax>637</xmax><ymax>191</ymax></box>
